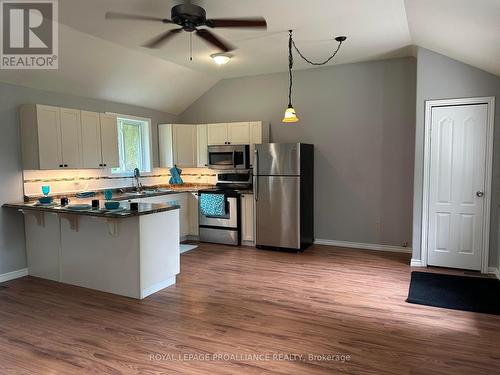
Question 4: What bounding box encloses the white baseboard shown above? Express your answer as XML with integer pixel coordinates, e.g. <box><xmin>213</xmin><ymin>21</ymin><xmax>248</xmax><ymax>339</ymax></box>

<box><xmin>314</xmin><ymin>239</ymin><xmax>412</xmax><ymax>254</ymax></box>
<box><xmin>140</xmin><ymin>276</ymin><xmax>176</xmax><ymax>299</ymax></box>
<box><xmin>488</xmin><ymin>267</ymin><xmax>500</xmax><ymax>280</ymax></box>
<box><xmin>410</xmin><ymin>259</ymin><xmax>425</xmax><ymax>267</ymax></box>
<box><xmin>0</xmin><ymin>268</ymin><xmax>28</xmax><ymax>283</ymax></box>
<box><xmin>180</xmin><ymin>244</ymin><xmax>198</xmax><ymax>254</ymax></box>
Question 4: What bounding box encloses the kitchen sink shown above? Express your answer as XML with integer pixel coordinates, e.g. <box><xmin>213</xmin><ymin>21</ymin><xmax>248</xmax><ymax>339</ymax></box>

<box><xmin>122</xmin><ymin>189</ymin><xmax>173</xmax><ymax>199</ymax></box>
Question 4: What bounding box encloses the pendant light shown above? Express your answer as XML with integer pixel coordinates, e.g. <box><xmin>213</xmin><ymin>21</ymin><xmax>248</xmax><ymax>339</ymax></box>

<box><xmin>282</xmin><ymin>30</ymin><xmax>299</xmax><ymax>123</ymax></box>
<box><xmin>282</xmin><ymin>30</ymin><xmax>347</xmax><ymax>124</ymax></box>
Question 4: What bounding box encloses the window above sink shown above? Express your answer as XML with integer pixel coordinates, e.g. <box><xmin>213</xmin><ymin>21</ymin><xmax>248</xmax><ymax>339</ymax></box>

<box><xmin>112</xmin><ymin>114</ymin><xmax>153</xmax><ymax>176</ymax></box>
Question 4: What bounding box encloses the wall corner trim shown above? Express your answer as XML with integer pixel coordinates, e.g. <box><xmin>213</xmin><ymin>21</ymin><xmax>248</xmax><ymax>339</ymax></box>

<box><xmin>410</xmin><ymin>259</ymin><xmax>424</xmax><ymax>267</ymax></box>
<box><xmin>0</xmin><ymin>268</ymin><xmax>28</xmax><ymax>283</ymax></box>
<box><xmin>488</xmin><ymin>267</ymin><xmax>500</xmax><ymax>280</ymax></box>
<box><xmin>314</xmin><ymin>239</ymin><xmax>413</xmax><ymax>254</ymax></box>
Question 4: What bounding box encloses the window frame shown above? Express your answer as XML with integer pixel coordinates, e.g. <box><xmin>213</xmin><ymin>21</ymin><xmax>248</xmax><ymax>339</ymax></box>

<box><xmin>109</xmin><ymin>113</ymin><xmax>153</xmax><ymax>176</ymax></box>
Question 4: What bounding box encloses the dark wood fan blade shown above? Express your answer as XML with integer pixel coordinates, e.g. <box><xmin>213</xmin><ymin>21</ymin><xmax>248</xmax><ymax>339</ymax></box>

<box><xmin>206</xmin><ymin>17</ymin><xmax>267</xmax><ymax>29</ymax></box>
<box><xmin>105</xmin><ymin>12</ymin><xmax>172</xmax><ymax>23</ymax></box>
<box><xmin>196</xmin><ymin>29</ymin><xmax>235</xmax><ymax>52</ymax></box>
<box><xmin>143</xmin><ymin>28</ymin><xmax>183</xmax><ymax>49</ymax></box>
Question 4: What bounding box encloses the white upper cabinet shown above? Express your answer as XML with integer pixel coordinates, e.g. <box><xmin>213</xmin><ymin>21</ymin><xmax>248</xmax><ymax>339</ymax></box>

<box><xmin>99</xmin><ymin>113</ymin><xmax>119</xmax><ymax>168</ymax></box>
<box><xmin>207</xmin><ymin>123</ymin><xmax>229</xmax><ymax>145</ymax></box>
<box><xmin>159</xmin><ymin>124</ymin><xmax>198</xmax><ymax>168</ymax></box>
<box><xmin>81</xmin><ymin>111</ymin><xmax>102</xmax><ymax>169</ymax></box>
<box><xmin>173</xmin><ymin>124</ymin><xmax>197</xmax><ymax>167</ymax></box>
<box><xmin>27</xmin><ymin>105</ymin><xmax>62</xmax><ymax>169</ymax></box>
<box><xmin>159</xmin><ymin>124</ymin><xmax>174</xmax><ymax>168</ymax></box>
<box><xmin>159</xmin><ymin>121</ymin><xmax>269</xmax><ymax>169</ymax></box>
<box><xmin>207</xmin><ymin>122</ymin><xmax>268</xmax><ymax>148</ymax></box>
<box><xmin>250</xmin><ymin>121</ymin><xmax>270</xmax><ymax>166</ymax></box>
<box><xmin>81</xmin><ymin>111</ymin><xmax>119</xmax><ymax>169</ymax></box>
<box><xmin>59</xmin><ymin>108</ymin><xmax>82</xmax><ymax>169</ymax></box>
<box><xmin>20</xmin><ymin>105</ymin><xmax>120</xmax><ymax>170</ymax></box>
<box><xmin>227</xmin><ymin>122</ymin><xmax>251</xmax><ymax>144</ymax></box>
<box><xmin>20</xmin><ymin>104</ymin><xmax>73</xmax><ymax>170</ymax></box>
<box><xmin>197</xmin><ymin>124</ymin><xmax>208</xmax><ymax>168</ymax></box>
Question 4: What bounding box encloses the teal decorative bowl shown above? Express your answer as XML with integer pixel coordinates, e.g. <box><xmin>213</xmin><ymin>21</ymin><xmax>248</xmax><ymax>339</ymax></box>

<box><xmin>38</xmin><ymin>196</ymin><xmax>53</xmax><ymax>204</ymax></box>
<box><xmin>104</xmin><ymin>201</ymin><xmax>120</xmax><ymax>210</ymax></box>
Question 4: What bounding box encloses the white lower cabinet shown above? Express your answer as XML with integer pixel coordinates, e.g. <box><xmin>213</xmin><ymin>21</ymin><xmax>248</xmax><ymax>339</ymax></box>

<box><xmin>241</xmin><ymin>193</ymin><xmax>255</xmax><ymax>244</ymax></box>
<box><xmin>133</xmin><ymin>192</ymin><xmax>254</xmax><ymax>244</ymax></box>
<box><xmin>188</xmin><ymin>192</ymin><xmax>199</xmax><ymax>236</ymax></box>
<box><xmin>132</xmin><ymin>193</ymin><xmax>192</xmax><ymax>239</ymax></box>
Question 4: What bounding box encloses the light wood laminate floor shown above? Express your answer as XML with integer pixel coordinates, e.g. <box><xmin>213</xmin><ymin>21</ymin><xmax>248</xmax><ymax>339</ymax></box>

<box><xmin>0</xmin><ymin>243</ymin><xmax>499</xmax><ymax>374</ymax></box>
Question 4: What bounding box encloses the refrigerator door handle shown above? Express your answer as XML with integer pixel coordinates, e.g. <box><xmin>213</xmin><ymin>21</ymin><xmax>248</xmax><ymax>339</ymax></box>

<box><xmin>254</xmin><ymin>149</ymin><xmax>259</xmax><ymax>201</ymax></box>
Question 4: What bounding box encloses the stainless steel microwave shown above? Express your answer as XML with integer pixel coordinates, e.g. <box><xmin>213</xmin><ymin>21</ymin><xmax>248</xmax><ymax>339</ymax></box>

<box><xmin>207</xmin><ymin>145</ymin><xmax>250</xmax><ymax>170</ymax></box>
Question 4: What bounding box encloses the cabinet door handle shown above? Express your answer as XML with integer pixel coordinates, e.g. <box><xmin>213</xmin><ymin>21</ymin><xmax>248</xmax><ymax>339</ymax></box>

<box><xmin>99</xmin><ymin>163</ymin><xmax>102</xmax><ymax>167</ymax></box>
<box><xmin>64</xmin><ymin>164</ymin><xmax>68</xmax><ymax>168</ymax></box>
<box><xmin>59</xmin><ymin>164</ymin><xmax>63</xmax><ymax>168</ymax></box>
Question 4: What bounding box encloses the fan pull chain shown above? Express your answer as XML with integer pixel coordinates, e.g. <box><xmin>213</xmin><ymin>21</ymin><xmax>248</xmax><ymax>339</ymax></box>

<box><xmin>189</xmin><ymin>33</ymin><xmax>193</xmax><ymax>61</ymax></box>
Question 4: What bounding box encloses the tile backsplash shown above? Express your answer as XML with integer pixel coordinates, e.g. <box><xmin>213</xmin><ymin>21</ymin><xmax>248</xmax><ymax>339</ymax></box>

<box><xmin>23</xmin><ymin>168</ymin><xmax>217</xmax><ymax>197</ymax></box>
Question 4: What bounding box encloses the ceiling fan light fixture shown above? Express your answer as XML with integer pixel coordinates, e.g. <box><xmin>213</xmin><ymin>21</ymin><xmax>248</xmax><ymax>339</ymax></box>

<box><xmin>210</xmin><ymin>53</ymin><xmax>232</xmax><ymax>65</ymax></box>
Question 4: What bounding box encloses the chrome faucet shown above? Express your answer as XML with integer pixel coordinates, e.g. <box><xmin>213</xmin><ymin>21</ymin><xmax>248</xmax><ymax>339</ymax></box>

<box><xmin>133</xmin><ymin>168</ymin><xmax>143</xmax><ymax>193</ymax></box>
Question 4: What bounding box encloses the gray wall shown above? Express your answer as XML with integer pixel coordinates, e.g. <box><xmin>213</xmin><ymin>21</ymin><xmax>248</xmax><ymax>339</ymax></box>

<box><xmin>0</xmin><ymin>82</ymin><xmax>177</xmax><ymax>275</ymax></box>
<box><xmin>412</xmin><ymin>47</ymin><xmax>500</xmax><ymax>267</ymax></box>
<box><xmin>181</xmin><ymin>57</ymin><xmax>417</xmax><ymax>247</ymax></box>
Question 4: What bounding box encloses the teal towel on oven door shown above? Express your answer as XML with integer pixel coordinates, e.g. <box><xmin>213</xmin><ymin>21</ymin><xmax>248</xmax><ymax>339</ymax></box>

<box><xmin>199</xmin><ymin>193</ymin><xmax>226</xmax><ymax>217</ymax></box>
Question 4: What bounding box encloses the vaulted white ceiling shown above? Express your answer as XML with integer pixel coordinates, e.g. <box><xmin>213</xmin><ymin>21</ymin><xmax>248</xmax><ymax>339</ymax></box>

<box><xmin>0</xmin><ymin>0</ymin><xmax>498</xmax><ymax>115</ymax></box>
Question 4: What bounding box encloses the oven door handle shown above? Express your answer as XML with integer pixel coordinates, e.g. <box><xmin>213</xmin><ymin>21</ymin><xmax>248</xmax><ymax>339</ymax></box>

<box><xmin>232</xmin><ymin>150</ymin><xmax>236</xmax><ymax>168</ymax></box>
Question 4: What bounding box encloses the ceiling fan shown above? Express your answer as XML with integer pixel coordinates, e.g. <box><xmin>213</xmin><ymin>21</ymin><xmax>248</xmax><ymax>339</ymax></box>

<box><xmin>105</xmin><ymin>1</ymin><xmax>267</xmax><ymax>52</ymax></box>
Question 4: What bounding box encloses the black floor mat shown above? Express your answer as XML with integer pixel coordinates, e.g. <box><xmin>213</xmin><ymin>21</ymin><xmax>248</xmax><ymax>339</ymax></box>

<box><xmin>406</xmin><ymin>271</ymin><xmax>500</xmax><ymax>315</ymax></box>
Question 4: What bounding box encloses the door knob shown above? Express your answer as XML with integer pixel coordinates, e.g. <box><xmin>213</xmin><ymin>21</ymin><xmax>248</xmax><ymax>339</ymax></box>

<box><xmin>476</xmin><ymin>191</ymin><xmax>484</xmax><ymax>197</ymax></box>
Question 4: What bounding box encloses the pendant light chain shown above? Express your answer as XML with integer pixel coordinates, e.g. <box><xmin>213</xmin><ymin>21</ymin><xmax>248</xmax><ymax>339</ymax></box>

<box><xmin>290</xmin><ymin>30</ymin><xmax>345</xmax><ymax>66</ymax></box>
<box><xmin>283</xmin><ymin>30</ymin><xmax>346</xmax><ymax>123</ymax></box>
<box><xmin>287</xmin><ymin>30</ymin><xmax>294</xmax><ymax>106</ymax></box>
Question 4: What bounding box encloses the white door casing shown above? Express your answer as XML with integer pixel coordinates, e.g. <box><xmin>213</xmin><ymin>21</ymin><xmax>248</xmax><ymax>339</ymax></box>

<box><xmin>422</xmin><ymin>97</ymin><xmax>495</xmax><ymax>273</ymax></box>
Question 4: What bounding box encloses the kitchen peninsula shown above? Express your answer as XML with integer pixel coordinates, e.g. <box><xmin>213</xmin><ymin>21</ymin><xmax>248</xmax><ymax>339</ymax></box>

<box><xmin>3</xmin><ymin>201</ymin><xmax>180</xmax><ymax>299</ymax></box>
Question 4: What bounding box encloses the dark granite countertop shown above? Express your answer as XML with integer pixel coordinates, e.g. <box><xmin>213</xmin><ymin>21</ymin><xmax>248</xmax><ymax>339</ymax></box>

<box><xmin>5</xmin><ymin>184</ymin><xmax>254</xmax><ymax>218</ymax></box>
<box><xmin>3</xmin><ymin>201</ymin><xmax>180</xmax><ymax>218</ymax></box>
<box><xmin>23</xmin><ymin>184</ymin><xmax>214</xmax><ymax>202</ymax></box>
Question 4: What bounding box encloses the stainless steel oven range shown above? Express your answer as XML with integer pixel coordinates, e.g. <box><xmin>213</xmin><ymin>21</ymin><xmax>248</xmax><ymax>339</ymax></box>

<box><xmin>198</xmin><ymin>170</ymin><xmax>252</xmax><ymax>246</ymax></box>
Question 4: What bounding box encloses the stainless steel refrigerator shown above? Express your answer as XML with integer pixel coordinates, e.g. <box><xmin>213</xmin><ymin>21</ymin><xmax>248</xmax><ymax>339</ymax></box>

<box><xmin>254</xmin><ymin>143</ymin><xmax>314</xmax><ymax>251</ymax></box>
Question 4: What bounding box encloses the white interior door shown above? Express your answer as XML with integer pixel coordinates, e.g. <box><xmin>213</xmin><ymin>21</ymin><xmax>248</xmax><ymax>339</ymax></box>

<box><xmin>427</xmin><ymin>104</ymin><xmax>488</xmax><ymax>270</ymax></box>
